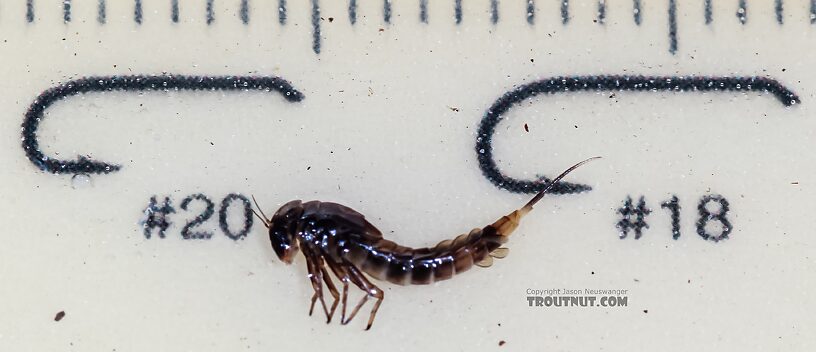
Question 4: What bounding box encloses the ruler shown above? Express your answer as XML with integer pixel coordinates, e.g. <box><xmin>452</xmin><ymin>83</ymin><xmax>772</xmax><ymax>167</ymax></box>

<box><xmin>0</xmin><ymin>1</ymin><xmax>813</xmax><ymax>351</ymax></box>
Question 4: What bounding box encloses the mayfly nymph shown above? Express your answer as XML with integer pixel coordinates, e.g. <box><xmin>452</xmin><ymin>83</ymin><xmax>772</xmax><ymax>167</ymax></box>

<box><xmin>253</xmin><ymin>157</ymin><xmax>599</xmax><ymax>330</ymax></box>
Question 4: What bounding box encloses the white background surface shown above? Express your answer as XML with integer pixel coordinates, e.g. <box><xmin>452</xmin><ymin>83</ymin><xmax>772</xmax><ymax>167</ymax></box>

<box><xmin>0</xmin><ymin>0</ymin><xmax>813</xmax><ymax>351</ymax></box>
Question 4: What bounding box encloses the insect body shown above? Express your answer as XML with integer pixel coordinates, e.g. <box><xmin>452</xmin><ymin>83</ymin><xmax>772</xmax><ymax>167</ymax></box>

<box><xmin>253</xmin><ymin>157</ymin><xmax>598</xmax><ymax>330</ymax></box>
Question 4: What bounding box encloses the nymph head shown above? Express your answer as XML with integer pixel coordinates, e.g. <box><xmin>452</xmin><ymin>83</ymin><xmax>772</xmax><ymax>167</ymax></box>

<box><xmin>252</xmin><ymin>197</ymin><xmax>303</xmax><ymax>264</ymax></box>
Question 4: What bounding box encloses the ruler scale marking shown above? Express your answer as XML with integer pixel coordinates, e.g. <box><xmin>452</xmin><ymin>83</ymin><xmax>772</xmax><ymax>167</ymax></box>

<box><xmin>561</xmin><ymin>0</ymin><xmax>569</xmax><ymax>24</ymax></box>
<box><xmin>312</xmin><ymin>0</ymin><xmax>321</xmax><ymax>54</ymax></box>
<box><xmin>812</xmin><ymin>0</ymin><xmax>816</xmax><ymax>24</ymax></box>
<box><xmin>350</xmin><ymin>0</ymin><xmax>357</xmax><ymax>25</ymax></box>
<box><xmin>705</xmin><ymin>0</ymin><xmax>712</xmax><ymax>24</ymax></box>
<box><xmin>527</xmin><ymin>0</ymin><xmax>534</xmax><ymax>25</ymax></box>
<box><xmin>668</xmin><ymin>0</ymin><xmax>677</xmax><ymax>54</ymax></box>
<box><xmin>207</xmin><ymin>0</ymin><xmax>214</xmax><ymax>25</ymax></box>
<box><xmin>98</xmin><ymin>0</ymin><xmax>106</xmax><ymax>24</ymax></box>
<box><xmin>279</xmin><ymin>0</ymin><xmax>287</xmax><ymax>25</ymax></box>
<box><xmin>776</xmin><ymin>0</ymin><xmax>783</xmax><ymax>25</ymax></box>
<box><xmin>171</xmin><ymin>0</ymin><xmax>179</xmax><ymax>23</ymax></box>
<box><xmin>491</xmin><ymin>0</ymin><xmax>499</xmax><ymax>24</ymax></box>
<box><xmin>135</xmin><ymin>0</ymin><xmax>143</xmax><ymax>24</ymax></box>
<box><xmin>63</xmin><ymin>0</ymin><xmax>71</xmax><ymax>23</ymax></box>
<box><xmin>738</xmin><ymin>0</ymin><xmax>747</xmax><ymax>25</ymax></box>
<box><xmin>240</xmin><ymin>0</ymin><xmax>249</xmax><ymax>24</ymax></box>
<box><xmin>26</xmin><ymin>0</ymin><xmax>34</xmax><ymax>23</ymax></box>
<box><xmin>18</xmin><ymin>1</ymin><xmax>816</xmax><ymax>54</ymax></box>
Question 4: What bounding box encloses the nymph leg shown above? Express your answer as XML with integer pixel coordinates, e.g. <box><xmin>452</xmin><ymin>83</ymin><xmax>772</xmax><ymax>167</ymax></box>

<box><xmin>323</xmin><ymin>258</ymin><xmax>351</xmax><ymax>323</ymax></box>
<box><xmin>311</xmin><ymin>253</ymin><xmax>340</xmax><ymax>323</ymax></box>
<box><xmin>343</xmin><ymin>263</ymin><xmax>384</xmax><ymax>330</ymax></box>
<box><xmin>304</xmin><ymin>252</ymin><xmax>332</xmax><ymax>323</ymax></box>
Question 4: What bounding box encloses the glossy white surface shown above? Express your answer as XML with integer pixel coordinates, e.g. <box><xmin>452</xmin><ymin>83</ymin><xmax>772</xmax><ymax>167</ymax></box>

<box><xmin>0</xmin><ymin>1</ymin><xmax>813</xmax><ymax>351</ymax></box>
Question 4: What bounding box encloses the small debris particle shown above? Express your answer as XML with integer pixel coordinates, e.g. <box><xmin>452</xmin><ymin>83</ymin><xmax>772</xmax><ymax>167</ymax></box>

<box><xmin>498</xmin><ymin>340</ymin><xmax>506</xmax><ymax>347</ymax></box>
<box><xmin>448</xmin><ymin>106</ymin><xmax>460</xmax><ymax>112</ymax></box>
<box><xmin>574</xmin><ymin>125</ymin><xmax>579</xmax><ymax>129</ymax></box>
<box><xmin>530</xmin><ymin>58</ymin><xmax>534</xmax><ymax>63</ymax></box>
<box><xmin>791</xmin><ymin>181</ymin><xmax>799</xmax><ymax>185</ymax></box>
<box><xmin>633</xmin><ymin>278</ymin><xmax>640</xmax><ymax>282</ymax></box>
<box><xmin>524</xmin><ymin>123</ymin><xmax>529</xmax><ymax>132</ymax></box>
<box><xmin>307</xmin><ymin>166</ymin><xmax>311</xmax><ymax>170</ymax></box>
<box><xmin>328</xmin><ymin>17</ymin><xmax>334</xmax><ymax>22</ymax></box>
<box><xmin>54</xmin><ymin>311</ymin><xmax>66</xmax><ymax>321</ymax></box>
<box><xmin>378</xmin><ymin>28</ymin><xmax>385</xmax><ymax>32</ymax></box>
<box><xmin>687</xmin><ymin>279</ymin><xmax>691</xmax><ymax>283</ymax></box>
<box><xmin>643</xmin><ymin>310</ymin><xmax>648</xmax><ymax>314</ymax></box>
<box><xmin>609</xmin><ymin>93</ymin><xmax>616</xmax><ymax>98</ymax></box>
<box><xmin>591</xmin><ymin>271</ymin><xmax>595</xmax><ymax>275</ymax></box>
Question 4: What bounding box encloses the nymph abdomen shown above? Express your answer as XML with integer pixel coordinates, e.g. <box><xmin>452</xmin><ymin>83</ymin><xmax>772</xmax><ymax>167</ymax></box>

<box><xmin>342</xmin><ymin>227</ymin><xmax>506</xmax><ymax>285</ymax></box>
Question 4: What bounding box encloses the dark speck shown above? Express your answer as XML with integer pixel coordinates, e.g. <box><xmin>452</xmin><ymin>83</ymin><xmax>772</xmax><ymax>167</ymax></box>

<box><xmin>524</xmin><ymin>123</ymin><xmax>529</xmax><ymax>132</ymax></box>
<box><xmin>643</xmin><ymin>310</ymin><xmax>648</xmax><ymax>314</ymax></box>
<box><xmin>328</xmin><ymin>17</ymin><xmax>334</xmax><ymax>22</ymax></box>
<box><xmin>54</xmin><ymin>311</ymin><xmax>66</xmax><ymax>321</ymax></box>
<box><xmin>499</xmin><ymin>340</ymin><xmax>506</xmax><ymax>347</ymax></box>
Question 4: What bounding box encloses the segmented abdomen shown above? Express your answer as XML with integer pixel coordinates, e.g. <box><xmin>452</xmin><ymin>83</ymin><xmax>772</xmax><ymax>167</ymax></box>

<box><xmin>343</xmin><ymin>226</ymin><xmax>506</xmax><ymax>285</ymax></box>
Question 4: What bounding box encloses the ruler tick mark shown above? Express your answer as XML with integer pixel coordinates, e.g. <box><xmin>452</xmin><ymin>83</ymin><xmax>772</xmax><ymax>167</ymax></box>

<box><xmin>633</xmin><ymin>0</ymin><xmax>641</xmax><ymax>25</ymax></box>
<box><xmin>737</xmin><ymin>0</ymin><xmax>747</xmax><ymax>25</ymax></box>
<box><xmin>279</xmin><ymin>0</ymin><xmax>287</xmax><ymax>25</ymax></box>
<box><xmin>26</xmin><ymin>0</ymin><xmax>34</xmax><ymax>23</ymax></box>
<box><xmin>240</xmin><ymin>0</ymin><xmax>249</xmax><ymax>24</ymax></box>
<box><xmin>455</xmin><ymin>0</ymin><xmax>462</xmax><ymax>24</ymax></box>
<box><xmin>527</xmin><ymin>0</ymin><xmax>535</xmax><ymax>25</ymax></box>
<box><xmin>312</xmin><ymin>0</ymin><xmax>321</xmax><ymax>54</ymax></box>
<box><xmin>63</xmin><ymin>0</ymin><xmax>71</xmax><ymax>23</ymax></box>
<box><xmin>704</xmin><ymin>0</ymin><xmax>712</xmax><ymax>24</ymax></box>
<box><xmin>811</xmin><ymin>0</ymin><xmax>816</xmax><ymax>24</ymax></box>
<box><xmin>349</xmin><ymin>0</ymin><xmax>358</xmax><ymax>25</ymax></box>
<box><xmin>776</xmin><ymin>0</ymin><xmax>783</xmax><ymax>25</ymax></box>
<box><xmin>668</xmin><ymin>0</ymin><xmax>677</xmax><ymax>54</ymax></box>
<box><xmin>597</xmin><ymin>0</ymin><xmax>606</xmax><ymax>25</ymax></box>
<box><xmin>561</xmin><ymin>0</ymin><xmax>569</xmax><ymax>25</ymax></box>
<box><xmin>207</xmin><ymin>0</ymin><xmax>214</xmax><ymax>25</ymax></box>
<box><xmin>135</xmin><ymin>0</ymin><xmax>143</xmax><ymax>25</ymax></box>
<box><xmin>384</xmin><ymin>0</ymin><xmax>392</xmax><ymax>24</ymax></box>
<box><xmin>98</xmin><ymin>0</ymin><xmax>106</xmax><ymax>24</ymax></box>
<box><xmin>420</xmin><ymin>0</ymin><xmax>428</xmax><ymax>23</ymax></box>
<box><xmin>490</xmin><ymin>0</ymin><xmax>499</xmax><ymax>24</ymax></box>
<box><xmin>171</xmin><ymin>0</ymin><xmax>179</xmax><ymax>23</ymax></box>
